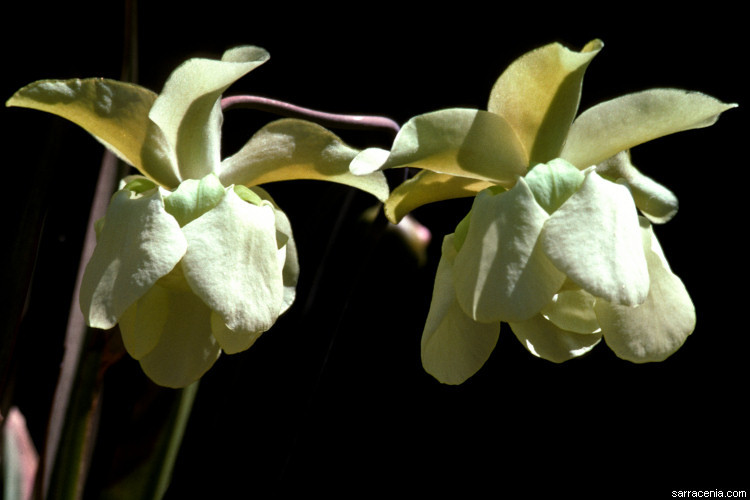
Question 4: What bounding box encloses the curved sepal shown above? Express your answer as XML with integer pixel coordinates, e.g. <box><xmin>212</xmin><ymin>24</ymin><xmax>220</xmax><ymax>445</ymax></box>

<box><xmin>220</xmin><ymin>118</ymin><xmax>389</xmax><ymax>201</ymax></box>
<box><xmin>360</xmin><ymin>108</ymin><xmax>527</xmax><ymax>184</ymax></box>
<box><xmin>149</xmin><ymin>46</ymin><xmax>270</xmax><ymax>181</ymax></box>
<box><xmin>488</xmin><ymin>39</ymin><xmax>603</xmax><ymax>164</ymax></box>
<box><xmin>6</xmin><ymin>78</ymin><xmax>161</xmax><ymax>177</ymax></box>
<box><xmin>384</xmin><ymin>170</ymin><xmax>493</xmax><ymax>224</ymax></box>
<box><xmin>561</xmin><ymin>89</ymin><xmax>737</xmax><ymax>168</ymax></box>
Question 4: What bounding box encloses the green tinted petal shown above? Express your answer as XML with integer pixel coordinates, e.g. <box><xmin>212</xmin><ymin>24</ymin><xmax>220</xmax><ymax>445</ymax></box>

<box><xmin>371</xmin><ymin>108</ymin><xmax>528</xmax><ymax>183</ymax></box>
<box><xmin>488</xmin><ymin>40</ymin><xmax>603</xmax><ymax>164</ymax></box>
<box><xmin>118</xmin><ymin>285</ymin><xmax>170</xmax><ymax>359</ymax></box>
<box><xmin>149</xmin><ymin>46</ymin><xmax>269</xmax><ymax>180</ymax></box>
<box><xmin>138</xmin><ymin>288</ymin><xmax>221</xmax><ymax>388</ymax></box>
<box><xmin>163</xmin><ymin>173</ymin><xmax>226</xmax><ymax>226</ymax></box>
<box><xmin>421</xmin><ymin>235</ymin><xmax>500</xmax><ymax>385</ymax></box>
<box><xmin>525</xmin><ymin>158</ymin><xmax>585</xmax><ymax>213</ymax></box>
<box><xmin>562</xmin><ymin>89</ymin><xmax>737</xmax><ymax>168</ymax></box>
<box><xmin>6</xmin><ymin>78</ymin><xmax>170</xmax><ymax>180</ymax></box>
<box><xmin>453</xmin><ymin>178</ymin><xmax>566</xmax><ymax>323</ymax></box>
<box><xmin>541</xmin><ymin>170</ymin><xmax>649</xmax><ymax>306</ymax></box>
<box><xmin>508</xmin><ymin>314</ymin><xmax>602</xmax><ymax>362</ymax></box>
<box><xmin>596</xmin><ymin>151</ymin><xmax>678</xmax><ymax>224</ymax></box>
<box><xmin>383</xmin><ymin>169</ymin><xmax>493</xmax><ymax>224</ymax></box>
<box><xmin>180</xmin><ymin>187</ymin><xmax>284</xmax><ymax>334</ymax></box>
<box><xmin>596</xmin><ymin>218</ymin><xmax>695</xmax><ymax>362</ymax></box>
<box><xmin>219</xmin><ymin>118</ymin><xmax>389</xmax><ymax>201</ymax></box>
<box><xmin>540</xmin><ymin>289</ymin><xmax>600</xmax><ymax>334</ymax></box>
<box><xmin>80</xmin><ymin>189</ymin><xmax>187</xmax><ymax>329</ymax></box>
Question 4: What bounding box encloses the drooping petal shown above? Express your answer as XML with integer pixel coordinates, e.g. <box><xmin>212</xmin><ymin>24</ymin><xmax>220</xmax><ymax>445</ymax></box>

<box><xmin>596</xmin><ymin>151</ymin><xmax>678</xmax><ymax>224</ymax></box>
<box><xmin>180</xmin><ymin>187</ymin><xmax>284</xmax><ymax>335</ymax></box>
<box><xmin>383</xmin><ymin>169</ymin><xmax>494</xmax><ymax>224</ymax></box>
<box><xmin>80</xmin><ymin>188</ymin><xmax>187</xmax><ymax>329</ymax></box>
<box><xmin>5</xmin><ymin>78</ymin><xmax>180</xmax><ymax>184</ymax></box>
<box><xmin>219</xmin><ymin>118</ymin><xmax>389</xmax><ymax>201</ymax></box>
<box><xmin>421</xmin><ymin>235</ymin><xmax>500</xmax><ymax>385</ymax></box>
<box><xmin>540</xmin><ymin>289</ymin><xmax>600</xmax><ymax>334</ymax></box>
<box><xmin>508</xmin><ymin>314</ymin><xmax>602</xmax><ymax>363</ymax></box>
<box><xmin>561</xmin><ymin>89</ymin><xmax>737</xmax><ymax>168</ymax></box>
<box><xmin>118</xmin><ymin>284</ymin><xmax>170</xmax><ymax>359</ymax></box>
<box><xmin>148</xmin><ymin>46</ymin><xmax>270</xmax><ymax>180</ymax></box>
<box><xmin>540</xmin><ymin>169</ymin><xmax>649</xmax><ymax>306</ymax></box>
<box><xmin>137</xmin><ymin>287</ymin><xmax>221</xmax><ymax>388</ymax></box>
<box><xmin>453</xmin><ymin>178</ymin><xmax>566</xmax><ymax>323</ymax></box>
<box><xmin>487</xmin><ymin>39</ymin><xmax>603</xmax><ymax>165</ymax></box>
<box><xmin>362</xmin><ymin>108</ymin><xmax>528</xmax><ymax>184</ymax></box>
<box><xmin>596</xmin><ymin>218</ymin><xmax>695</xmax><ymax>362</ymax></box>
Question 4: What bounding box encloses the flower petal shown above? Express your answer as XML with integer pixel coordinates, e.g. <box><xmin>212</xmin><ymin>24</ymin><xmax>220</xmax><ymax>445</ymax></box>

<box><xmin>80</xmin><ymin>188</ymin><xmax>187</xmax><ymax>329</ymax></box>
<box><xmin>118</xmin><ymin>285</ymin><xmax>170</xmax><ymax>359</ymax></box>
<box><xmin>508</xmin><ymin>314</ymin><xmax>602</xmax><ymax>363</ymax></box>
<box><xmin>383</xmin><ymin>169</ymin><xmax>493</xmax><ymax>224</ymax></box>
<box><xmin>5</xmin><ymin>78</ymin><xmax>180</xmax><ymax>184</ymax></box>
<box><xmin>210</xmin><ymin>312</ymin><xmax>262</xmax><ymax>355</ymax></box>
<box><xmin>180</xmin><ymin>187</ymin><xmax>284</xmax><ymax>334</ymax></box>
<box><xmin>540</xmin><ymin>289</ymin><xmax>600</xmax><ymax>334</ymax></box>
<box><xmin>367</xmin><ymin>108</ymin><xmax>528</xmax><ymax>184</ymax></box>
<box><xmin>422</xmin><ymin>235</ymin><xmax>500</xmax><ymax>385</ymax></box>
<box><xmin>540</xmin><ymin>170</ymin><xmax>649</xmax><ymax>306</ymax></box>
<box><xmin>488</xmin><ymin>39</ymin><xmax>603</xmax><ymax>164</ymax></box>
<box><xmin>596</xmin><ymin>218</ymin><xmax>695</xmax><ymax>362</ymax></box>
<box><xmin>596</xmin><ymin>151</ymin><xmax>678</xmax><ymax>224</ymax></box>
<box><xmin>137</xmin><ymin>287</ymin><xmax>221</xmax><ymax>388</ymax></box>
<box><xmin>149</xmin><ymin>46</ymin><xmax>270</xmax><ymax>180</ymax></box>
<box><xmin>453</xmin><ymin>178</ymin><xmax>566</xmax><ymax>323</ymax></box>
<box><xmin>219</xmin><ymin>118</ymin><xmax>389</xmax><ymax>201</ymax></box>
<box><xmin>561</xmin><ymin>89</ymin><xmax>737</xmax><ymax>168</ymax></box>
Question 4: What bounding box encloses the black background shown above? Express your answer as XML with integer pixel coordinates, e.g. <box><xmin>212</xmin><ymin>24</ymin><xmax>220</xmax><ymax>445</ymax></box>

<box><xmin>2</xmin><ymin>1</ymin><xmax>746</xmax><ymax>497</ymax></box>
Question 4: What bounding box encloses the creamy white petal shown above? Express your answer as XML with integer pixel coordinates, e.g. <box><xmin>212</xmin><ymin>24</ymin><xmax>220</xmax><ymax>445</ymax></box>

<box><xmin>540</xmin><ymin>289</ymin><xmax>600</xmax><ymax>334</ymax></box>
<box><xmin>508</xmin><ymin>314</ymin><xmax>602</xmax><ymax>363</ymax></box>
<box><xmin>422</xmin><ymin>235</ymin><xmax>500</xmax><ymax>385</ymax></box>
<box><xmin>596</xmin><ymin>218</ymin><xmax>695</xmax><ymax>362</ymax></box>
<box><xmin>137</xmin><ymin>287</ymin><xmax>221</xmax><ymax>388</ymax></box>
<box><xmin>540</xmin><ymin>170</ymin><xmax>649</xmax><ymax>306</ymax></box>
<box><xmin>454</xmin><ymin>178</ymin><xmax>566</xmax><ymax>322</ymax></box>
<box><xmin>80</xmin><ymin>188</ymin><xmax>187</xmax><ymax>329</ymax></box>
<box><xmin>180</xmin><ymin>188</ymin><xmax>284</xmax><ymax>334</ymax></box>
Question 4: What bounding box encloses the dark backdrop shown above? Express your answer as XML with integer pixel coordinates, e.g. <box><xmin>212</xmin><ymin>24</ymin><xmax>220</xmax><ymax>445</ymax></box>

<box><xmin>2</xmin><ymin>1</ymin><xmax>746</xmax><ymax>497</ymax></box>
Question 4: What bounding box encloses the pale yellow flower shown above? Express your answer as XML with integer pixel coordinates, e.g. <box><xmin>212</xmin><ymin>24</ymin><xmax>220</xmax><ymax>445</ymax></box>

<box><xmin>351</xmin><ymin>40</ymin><xmax>735</xmax><ymax>384</ymax></box>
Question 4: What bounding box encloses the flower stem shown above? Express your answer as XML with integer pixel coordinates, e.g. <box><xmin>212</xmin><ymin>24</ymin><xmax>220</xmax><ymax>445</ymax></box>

<box><xmin>221</xmin><ymin>95</ymin><xmax>401</xmax><ymax>135</ymax></box>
